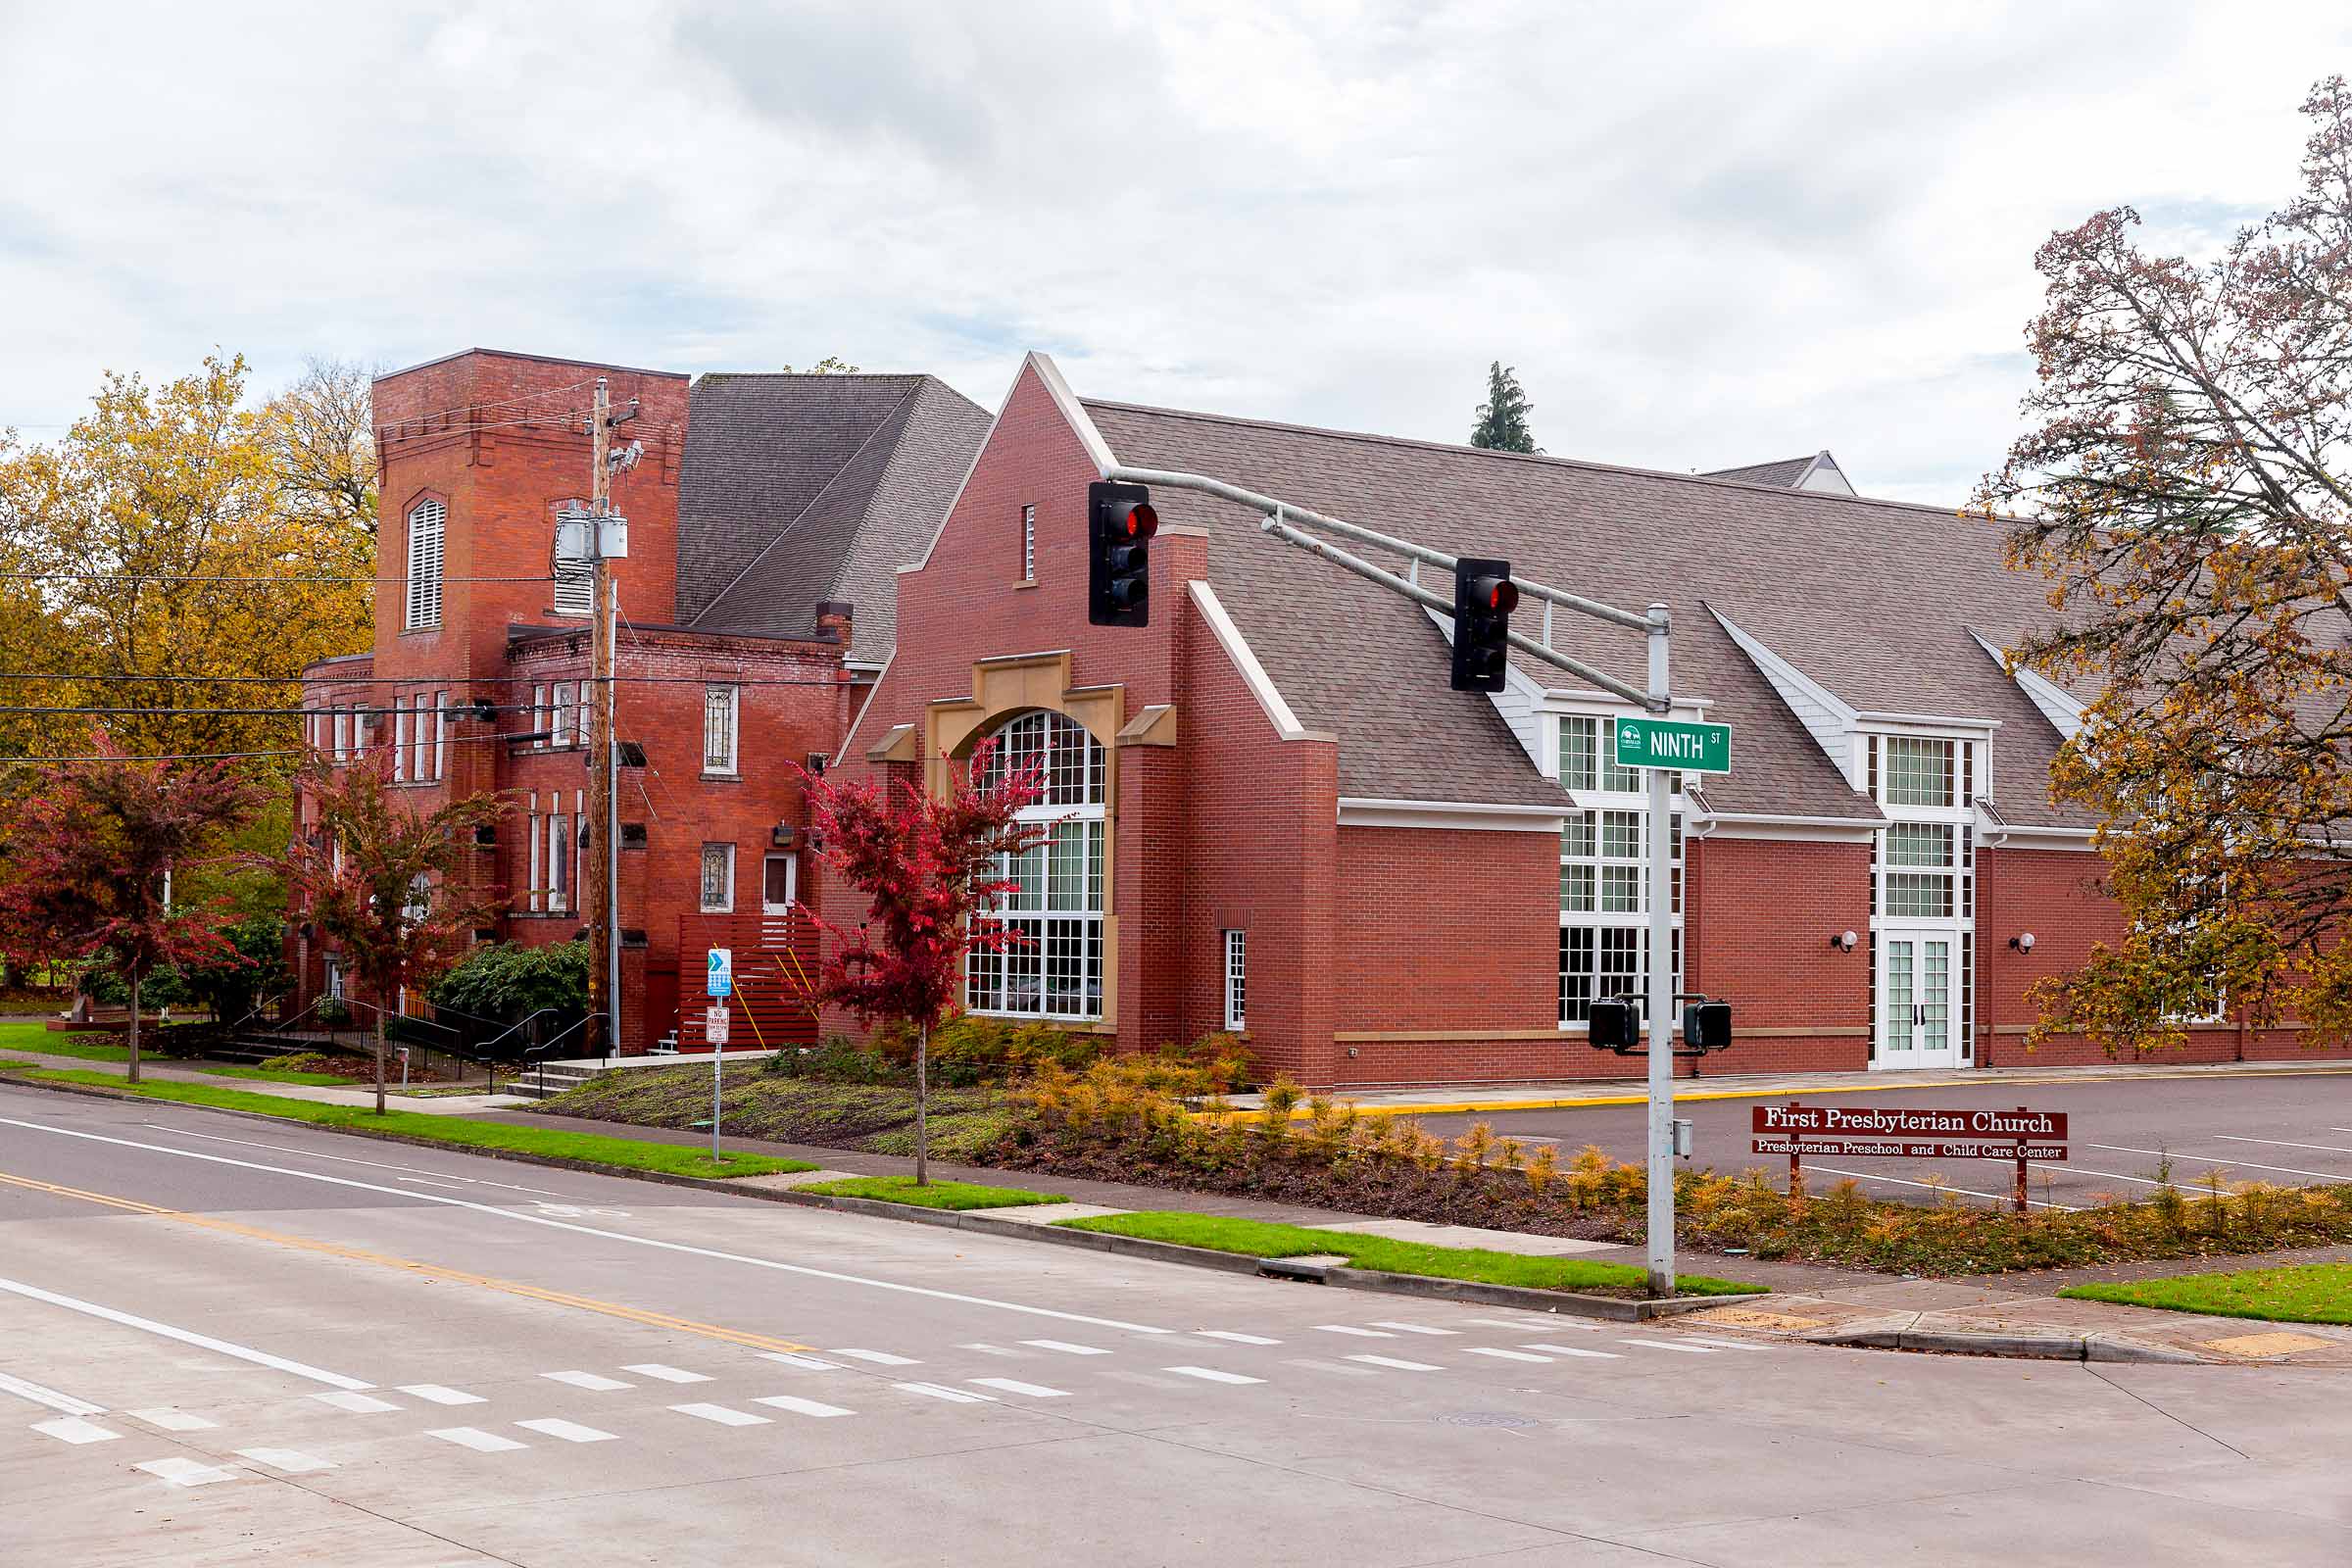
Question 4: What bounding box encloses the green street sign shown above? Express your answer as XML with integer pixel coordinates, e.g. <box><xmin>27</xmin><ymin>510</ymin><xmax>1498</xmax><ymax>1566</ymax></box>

<box><xmin>1613</xmin><ymin>717</ymin><xmax>1731</xmax><ymax>774</ymax></box>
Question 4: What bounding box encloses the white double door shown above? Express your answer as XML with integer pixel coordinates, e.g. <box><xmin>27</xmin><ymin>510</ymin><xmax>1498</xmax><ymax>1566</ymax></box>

<box><xmin>1877</xmin><ymin>928</ymin><xmax>1961</xmax><ymax>1068</ymax></box>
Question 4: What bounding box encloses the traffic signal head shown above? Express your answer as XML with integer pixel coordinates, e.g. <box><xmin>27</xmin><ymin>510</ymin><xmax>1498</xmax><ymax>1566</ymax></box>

<box><xmin>1450</xmin><ymin>556</ymin><xmax>1517</xmax><ymax>691</ymax></box>
<box><xmin>1089</xmin><ymin>481</ymin><xmax>1158</xmax><ymax>626</ymax></box>
<box><xmin>1681</xmin><ymin>1000</ymin><xmax>1733</xmax><ymax>1054</ymax></box>
<box><xmin>1587</xmin><ymin>996</ymin><xmax>1641</xmax><ymax>1053</ymax></box>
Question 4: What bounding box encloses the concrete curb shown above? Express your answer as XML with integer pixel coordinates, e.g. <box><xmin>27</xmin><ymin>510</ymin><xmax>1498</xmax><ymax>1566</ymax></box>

<box><xmin>0</xmin><ymin>1070</ymin><xmax>1734</xmax><ymax>1322</ymax></box>
<box><xmin>1807</xmin><ymin>1324</ymin><xmax>2209</xmax><ymax>1364</ymax></box>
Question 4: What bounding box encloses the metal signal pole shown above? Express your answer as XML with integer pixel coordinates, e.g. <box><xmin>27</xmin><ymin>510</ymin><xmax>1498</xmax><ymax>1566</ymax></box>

<box><xmin>1643</xmin><ymin>603</ymin><xmax>1677</xmax><ymax>1298</ymax></box>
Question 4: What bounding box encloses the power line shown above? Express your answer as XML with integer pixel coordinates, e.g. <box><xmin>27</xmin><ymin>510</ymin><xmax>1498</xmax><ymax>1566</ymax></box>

<box><xmin>0</xmin><ymin>670</ymin><xmax>851</xmax><ymax>689</ymax></box>
<box><xmin>0</xmin><ymin>572</ymin><xmax>555</xmax><ymax>585</ymax></box>
<box><xmin>0</xmin><ymin>729</ymin><xmax>533</xmax><ymax>766</ymax></box>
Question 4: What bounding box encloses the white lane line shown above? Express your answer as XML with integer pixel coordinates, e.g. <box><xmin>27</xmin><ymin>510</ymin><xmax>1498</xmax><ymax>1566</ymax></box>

<box><xmin>516</xmin><ymin>1418</ymin><xmax>618</xmax><ymax>1444</ymax></box>
<box><xmin>1344</xmin><ymin>1353</ymin><xmax>1442</xmax><ymax>1371</ymax></box>
<box><xmin>310</xmin><ymin>1391</ymin><xmax>399</xmax><ymax>1413</ymax></box>
<box><xmin>1194</xmin><ymin>1331</ymin><xmax>1280</xmax><ymax>1346</ymax></box>
<box><xmin>140</xmin><ymin>1123</ymin><xmax>569</xmax><ymax>1196</ymax></box>
<box><xmin>1017</xmin><ymin>1340</ymin><xmax>1107</xmax><ymax>1356</ymax></box>
<box><xmin>958</xmin><ymin>1343</ymin><xmax>1020</xmax><ymax>1357</ymax></box>
<box><xmin>1164</xmin><ymin>1365</ymin><xmax>1265</xmax><ymax>1386</ymax></box>
<box><xmin>394</xmin><ymin>1175</ymin><xmax>471</xmax><ymax>1190</ymax></box>
<box><xmin>1805</xmin><ymin>1162</ymin><xmax>2077</xmax><ymax>1211</ymax></box>
<box><xmin>622</xmin><ymin>1363</ymin><xmax>710</xmax><ymax>1384</ymax></box>
<box><xmin>833</xmin><ymin>1348</ymin><xmax>920</xmax><ymax>1366</ymax></box>
<box><xmin>236</xmin><ymin>1446</ymin><xmax>335</xmax><ymax>1474</ymax></box>
<box><xmin>1464</xmin><ymin>1348</ymin><xmax>1551</xmax><ymax>1363</ymax></box>
<box><xmin>543</xmin><ymin>1370</ymin><xmax>631</xmax><ymax>1392</ymax></box>
<box><xmin>1099</xmin><ymin>1369</ymin><xmax>1188</xmax><ymax>1390</ymax></box>
<box><xmin>672</xmin><ymin>1401</ymin><xmax>769</xmax><ymax>1426</ymax></box>
<box><xmin>758</xmin><ymin>1352</ymin><xmax>844</xmax><ymax>1371</ymax></box>
<box><xmin>1313</xmin><ymin>1325</ymin><xmax>1396</xmax><ymax>1338</ymax></box>
<box><xmin>0</xmin><ymin>1369</ymin><xmax>105</xmax><ymax>1416</ymax></box>
<box><xmin>754</xmin><ymin>1395</ymin><xmax>855</xmax><ymax>1418</ymax></box>
<box><xmin>1524</xmin><ymin>1343</ymin><xmax>1621</xmax><ymax>1359</ymax></box>
<box><xmin>1619</xmin><ymin>1339</ymin><xmax>1718</xmax><ymax>1354</ymax></box>
<box><xmin>5</xmin><ymin>1117</ymin><xmax>1171</xmax><ymax>1335</ymax></box>
<box><xmin>399</xmin><ymin>1384</ymin><xmax>485</xmax><ymax>1405</ymax></box>
<box><xmin>129</xmin><ymin>1407</ymin><xmax>217</xmax><ymax>1431</ymax></box>
<box><xmin>2086</xmin><ymin>1142</ymin><xmax>2343</xmax><ymax>1182</ymax></box>
<box><xmin>970</xmin><ymin>1378</ymin><xmax>1069</xmax><ymax>1398</ymax></box>
<box><xmin>1465</xmin><ymin>1317</ymin><xmax>1563</xmax><ymax>1330</ymax></box>
<box><xmin>2214</xmin><ymin>1135</ymin><xmax>2352</xmax><ymax>1158</ymax></box>
<box><xmin>1282</xmin><ymin>1358</ymin><xmax>1379</xmax><ymax>1377</ymax></box>
<box><xmin>135</xmin><ymin>1456</ymin><xmax>240</xmax><ymax>1487</ymax></box>
<box><xmin>1678</xmin><ymin>1338</ymin><xmax>1775</xmax><ymax>1353</ymax></box>
<box><xmin>0</xmin><ymin>1275</ymin><xmax>373</xmax><ymax>1390</ymax></box>
<box><xmin>429</xmin><ymin>1426</ymin><xmax>526</xmax><ymax>1452</ymax></box>
<box><xmin>33</xmin><ymin>1416</ymin><xmax>121</xmax><ymax>1445</ymax></box>
<box><xmin>894</xmin><ymin>1382</ymin><xmax>995</xmax><ymax>1404</ymax></box>
<box><xmin>2031</xmin><ymin>1162</ymin><xmax>2174</xmax><ymax>1190</ymax></box>
<box><xmin>1368</xmin><ymin>1322</ymin><xmax>1458</xmax><ymax>1336</ymax></box>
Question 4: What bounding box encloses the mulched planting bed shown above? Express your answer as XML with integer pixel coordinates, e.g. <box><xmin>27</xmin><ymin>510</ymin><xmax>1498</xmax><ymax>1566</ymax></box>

<box><xmin>539</xmin><ymin>1063</ymin><xmax>1017</xmax><ymax>1160</ymax></box>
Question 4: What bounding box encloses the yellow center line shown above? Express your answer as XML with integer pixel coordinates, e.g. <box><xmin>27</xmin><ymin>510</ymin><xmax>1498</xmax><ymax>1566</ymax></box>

<box><xmin>0</xmin><ymin>1169</ymin><xmax>815</xmax><ymax>1354</ymax></box>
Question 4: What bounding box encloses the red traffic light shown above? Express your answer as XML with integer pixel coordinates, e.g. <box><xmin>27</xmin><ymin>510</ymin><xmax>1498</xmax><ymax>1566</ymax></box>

<box><xmin>1123</xmin><ymin>501</ymin><xmax>1159</xmax><ymax>540</ymax></box>
<box><xmin>1485</xmin><ymin>577</ymin><xmax>1519</xmax><ymax>613</ymax></box>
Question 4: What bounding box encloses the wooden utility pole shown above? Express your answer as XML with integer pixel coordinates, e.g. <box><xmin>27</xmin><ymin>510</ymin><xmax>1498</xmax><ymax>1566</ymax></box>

<box><xmin>585</xmin><ymin>378</ymin><xmax>617</xmax><ymax>1054</ymax></box>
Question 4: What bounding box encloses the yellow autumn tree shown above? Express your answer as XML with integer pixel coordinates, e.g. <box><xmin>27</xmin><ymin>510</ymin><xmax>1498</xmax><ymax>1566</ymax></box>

<box><xmin>0</xmin><ymin>354</ymin><xmax>375</xmax><ymax>767</ymax></box>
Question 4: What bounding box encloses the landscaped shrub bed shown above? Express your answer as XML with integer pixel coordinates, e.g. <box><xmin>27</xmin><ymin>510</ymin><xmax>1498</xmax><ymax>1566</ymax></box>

<box><xmin>994</xmin><ymin>1064</ymin><xmax>2352</xmax><ymax>1276</ymax></box>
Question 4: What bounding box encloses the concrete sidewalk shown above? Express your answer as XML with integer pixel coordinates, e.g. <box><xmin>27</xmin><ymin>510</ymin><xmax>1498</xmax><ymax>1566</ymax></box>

<box><xmin>0</xmin><ymin>1045</ymin><xmax>532</xmax><ymax>1116</ymax></box>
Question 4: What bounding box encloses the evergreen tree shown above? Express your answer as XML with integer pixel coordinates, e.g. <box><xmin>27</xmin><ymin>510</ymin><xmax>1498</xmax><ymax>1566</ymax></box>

<box><xmin>1469</xmin><ymin>361</ymin><xmax>1542</xmax><ymax>454</ymax></box>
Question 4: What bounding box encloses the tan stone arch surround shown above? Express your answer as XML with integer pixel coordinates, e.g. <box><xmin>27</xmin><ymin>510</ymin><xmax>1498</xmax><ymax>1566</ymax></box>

<box><xmin>919</xmin><ymin>650</ymin><xmax>1129</xmax><ymax>1032</ymax></box>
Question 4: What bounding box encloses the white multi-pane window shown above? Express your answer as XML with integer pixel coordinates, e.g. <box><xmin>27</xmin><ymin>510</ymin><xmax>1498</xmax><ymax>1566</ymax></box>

<box><xmin>1556</xmin><ymin>713</ymin><xmax>1683</xmax><ymax>1025</ymax></box>
<box><xmin>1020</xmin><ymin>504</ymin><xmax>1036</xmax><ymax>582</ymax></box>
<box><xmin>1863</xmin><ymin>732</ymin><xmax>1981</xmax><ymax>1066</ymax></box>
<box><xmin>525</xmin><ymin>800</ymin><xmax>542</xmax><ymax>912</ymax></box>
<box><xmin>333</xmin><ymin>706</ymin><xmax>351</xmax><ymax>762</ymax></box>
<box><xmin>405</xmin><ymin>499</ymin><xmax>445</xmax><ymax>630</ymax></box>
<box><xmin>546</xmin><ymin>811</ymin><xmax>572</xmax><ymax>914</ymax></box>
<box><xmin>700</xmin><ymin>843</ymin><xmax>736</xmax><ymax>912</ymax></box>
<box><xmin>704</xmin><ymin>684</ymin><xmax>739</xmax><ymax>774</ymax></box>
<box><xmin>1223</xmin><ymin>929</ymin><xmax>1247</xmax><ymax>1030</ymax></box>
<box><xmin>392</xmin><ymin>698</ymin><xmax>409</xmax><ymax>782</ymax></box>
<box><xmin>964</xmin><ymin>710</ymin><xmax>1106</xmax><ymax>1020</ymax></box>
<box><xmin>433</xmin><ymin>692</ymin><xmax>448</xmax><ymax>780</ymax></box>
<box><xmin>531</xmin><ymin>684</ymin><xmax>549</xmax><ymax>749</ymax></box>
<box><xmin>553</xmin><ymin>682</ymin><xmax>575</xmax><ymax>749</ymax></box>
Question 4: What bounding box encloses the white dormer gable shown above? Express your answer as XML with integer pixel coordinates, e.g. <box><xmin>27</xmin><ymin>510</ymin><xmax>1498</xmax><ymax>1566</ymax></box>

<box><xmin>1710</xmin><ymin>606</ymin><xmax>1856</xmax><ymax>779</ymax></box>
<box><xmin>1970</xmin><ymin>630</ymin><xmax>2084</xmax><ymax>743</ymax></box>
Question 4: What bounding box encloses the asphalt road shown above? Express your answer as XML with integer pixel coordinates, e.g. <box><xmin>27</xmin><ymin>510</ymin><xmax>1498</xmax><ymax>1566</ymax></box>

<box><xmin>2</xmin><ymin>1082</ymin><xmax>2347</xmax><ymax>1566</ymax></box>
<box><xmin>1413</xmin><ymin>1070</ymin><xmax>2352</xmax><ymax>1210</ymax></box>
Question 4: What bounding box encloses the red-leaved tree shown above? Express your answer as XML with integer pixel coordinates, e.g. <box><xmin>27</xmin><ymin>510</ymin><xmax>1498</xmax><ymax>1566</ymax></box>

<box><xmin>281</xmin><ymin>755</ymin><xmax>511</xmax><ymax>1113</ymax></box>
<box><xmin>0</xmin><ymin>735</ymin><xmax>267</xmax><ymax>1082</ymax></box>
<box><xmin>798</xmin><ymin>742</ymin><xmax>1046</xmax><ymax>1183</ymax></box>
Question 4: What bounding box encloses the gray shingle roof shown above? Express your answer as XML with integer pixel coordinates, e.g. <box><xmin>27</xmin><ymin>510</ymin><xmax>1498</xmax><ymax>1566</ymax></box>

<box><xmin>676</xmin><ymin>373</ymin><xmax>989</xmax><ymax>661</ymax></box>
<box><xmin>1701</xmin><ymin>454</ymin><xmax>1820</xmax><ymax>488</ymax></box>
<box><xmin>1080</xmin><ymin>399</ymin><xmax>2081</xmax><ymax>825</ymax></box>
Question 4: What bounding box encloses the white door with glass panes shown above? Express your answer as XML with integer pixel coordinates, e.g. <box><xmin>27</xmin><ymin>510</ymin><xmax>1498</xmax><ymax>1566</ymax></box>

<box><xmin>1876</xmin><ymin>932</ymin><xmax>1958</xmax><ymax>1067</ymax></box>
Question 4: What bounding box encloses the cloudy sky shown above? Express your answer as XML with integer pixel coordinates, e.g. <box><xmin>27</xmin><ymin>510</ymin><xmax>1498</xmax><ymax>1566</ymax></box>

<box><xmin>3</xmin><ymin>1</ymin><xmax>2346</xmax><ymax>504</ymax></box>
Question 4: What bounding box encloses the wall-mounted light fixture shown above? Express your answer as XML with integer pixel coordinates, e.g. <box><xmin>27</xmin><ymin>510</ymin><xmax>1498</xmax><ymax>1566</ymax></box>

<box><xmin>1830</xmin><ymin>930</ymin><xmax>1859</xmax><ymax>952</ymax></box>
<box><xmin>2009</xmin><ymin>932</ymin><xmax>2036</xmax><ymax>953</ymax></box>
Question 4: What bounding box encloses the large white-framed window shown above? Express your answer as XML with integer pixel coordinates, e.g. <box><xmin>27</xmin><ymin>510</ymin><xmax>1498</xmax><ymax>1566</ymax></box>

<box><xmin>704</xmin><ymin>684</ymin><xmax>740</xmax><ymax>774</ymax></box>
<box><xmin>553</xmin><ymin>681</ymin><xmax>575</xmax><ymax>749</ymax></box>
<box><xmin>433</xmin><ymin>691</ymin><xmax>448</xmax><ymax>780</ymax></box>
<box><xmin>392</xmin><ymin>697</ymin><xmax>409</xmax><ymax>783</ymax></box>
<box><xmin>333</xmin><ymin>706</ymin><xmax>351</xmax><ymax>763</ymax></box>
<box><xmin>762</xmin><ymin>854</ymin><xmax>797</xmax><ymax>915</ymax></box>
<box><xmin>1222</xmin><ymin>929</ymin><xmax>1247</xmax><ymax>1030</ymax></box>
<box><xmin>700</xmin><ymin>843</ymin><xmax>736</xmax><ymax>913</ymax></box>
<box><xmin>964</xmin><ymin>710</ymin><xmax>1106</xmax><ymax>1020</ymax></box>
<box><xmin>1020</xmin><ymin>504</ymin><xmax>1036</xmax><ymax>582</ymax></box>
<box><xmin>526</xmin><ymin>799</ymin><xmax>543</xmax><ymax>913</ymax></box>
<box><xmin>405</xmin><ymin>499</ymin><xmax>445</xmax><ymax>630</ymax></box>
<box><xmin>1863</xmin><ymin>731</ymin><xmax>1982</xmax><ymax>1065</ymax></box>
<box><xmin>546</xmin><ymin>810</ymin><xmax>572</xmax><ymax>914</ymax></box>
<box><xmin>1555</xmin><ymin>713</ymin><xmax>1683</xmax><ymax>1026</ymax></box>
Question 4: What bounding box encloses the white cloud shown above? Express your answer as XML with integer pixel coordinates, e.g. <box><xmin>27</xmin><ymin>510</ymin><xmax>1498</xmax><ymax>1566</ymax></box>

<box><xmin>1</xmin><ymin>0</ymin><xmax>2345</xmax><ymax>505</ymax></box>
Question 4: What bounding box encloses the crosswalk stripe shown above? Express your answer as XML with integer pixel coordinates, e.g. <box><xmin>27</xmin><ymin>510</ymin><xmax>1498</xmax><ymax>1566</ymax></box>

<box><xmin>0</xmin><ymin>1371</ymin><xmax>104</xmax><ymax>1416</ymax></box>
<box><xmin>429</xmin><ymin>1426</ymin><xmax>526</xmax><ymax>1452</ymax></box>
<box><xmin>672</xmin><ymin>1402</ymin><xmax>769</xmax><ymax>1426</ymax></box>
<box><xmin>895</xmin><ymin>1382</ymin><xmax>995</xmax><ymax>1403</ymax></box>
<box><xmin>1282</xmin><ymin>1358</ymin><xmax>1379</xmax><ymax>1377</ymax></box>
<box><xmin>32</xmin><ymin>1416</ymin><xmax>120</xmax><ymax>1445</ymax></box>
<box><xmin>1163</xmin><ymin>1365</ymin><xmax>1264</xmax><ymax>1386</ymax></box>
<box><xmin>623</xmin><ymin>1363</ymin><xmax>712</xmax><ymax>1383</ymax></box>
<box><xmin>1523</xmin><ymin>1343</ymin><xmax>1621</xmax><ymax>1359</ymax></box>
<box><xmin>1313</xmin><ymin>1325</ymin><xmax>1396</xmax><ymax>1338</ymax></box>
<box><xmin>1344</xmin><ymin>1354</ymin><xmax>1441</xmax><ymax>1371</ymax></box>
<box><xmin>833</xmin><ymin>1348</ymin><xmax>920</xmax><ymax>1366</ymax></box>
<box><xmin>759</xmin><ymin>1352</ymin><xmax>845</xmax><ymax>1371</ymax></box>
<box><xmin>544</xmin><ymin>1370</ymin><xmax>632</xmax><ymax>1392</ymax></box>
<box><xmin>1194</xmin><ymin>1331</ymin><xmax>1281</xmax><ymax>1346</ymax></box>
<box><xmin>958</xmin><ymin>1343</ymin><xmax>1022</xmax><ymax>1357</ymax></box>
<box><xmin>400</xmin><ymin>1384</ymin><xmax>486</xmax><ymax>1405</ymax></box>
<box><xmin>1464</xmin><ymin>1348</ymin><xmax>1551</xmax><ymax>1362</ymax></box>
<box><xmin>1368</xmin><ymin>1322</ymin><xmax>1458</xmax><ymax>1336</ymax></box>
<box><xmin>235</xmin><ymin>1446</ymin><xmax>335</xmax><ymax>1474</ymax></box>
<box><xmin>970</xmin><ymin>1378</ymin><xmax>1069</xmax><ymax>1398</ymax></box>
<box><xmin>1018</xmin><ymin>1340</ymin><xmax>1108</xmax><ymax>1356</ymax></box>
<box><xmin>754</xmin><ymin>1395</ymin><xmax>855</xmax><ymax>1418</ymax></box>
<box><xmin>1618</xmin><ymin>1339</ymin><xmax>1719</xmax><ymax>1355</ymax></box>
<box><xmin>135</xmin><ymin>1456</ymin><xmax>240</xmax><ymax>1487</ymax></box>
<box><xmin>1678</xmin><ymin>1337</ymin><xmax>1775</xmax><ymax>1353</ymax></box>
<box><xmin>517</xmin><ymin>1418</ymin><xmax>619</xmax><ymax>1444</ymax></box>
<box><xmin>129</xmin><ymin>1407</ymin><xmax>217</xmax><ymax>1431</ymax></box>
<box><xmin>310</xmin><ymin>1391</ymin><xmax>399</xmax><ymax>1413</ymax></box>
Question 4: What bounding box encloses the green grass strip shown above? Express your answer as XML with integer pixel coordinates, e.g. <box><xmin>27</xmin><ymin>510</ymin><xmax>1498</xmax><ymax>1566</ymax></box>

<box><xmin>1058</xmin><ymin>1211</ymin><xmax>1763</xmax><ymax>1297</ymax></box>
<box><xmin>2060</xmin><ymin>1262</ymin><xmax>2352</xmax><ymax>1325</ymax></box>
<box><xmin>5</xmin><ymin>1068</ymin><xmax>815</xmax><ymax>1181</ymax></box>
<box><xmin>188</xmin><ymin>1064</ymin><xmax>360</xmax><ymax>1087</ymax></box>
<box><xmin>2</xmin><ymin>1034</ymin><xmax>132</xmax><ymax>1062</ymax></box>
<box><xmin>798</xmin><ymin>1175</ymin><xmax>1063</xmax><ymax>1210</ymax></box>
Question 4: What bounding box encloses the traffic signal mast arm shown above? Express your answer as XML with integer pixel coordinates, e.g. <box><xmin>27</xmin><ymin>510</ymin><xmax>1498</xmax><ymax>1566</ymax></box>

<box><xmin>1102</xmin><ymin>464</ymin><xmax>1667</xmax><ymax>711</ymax></box>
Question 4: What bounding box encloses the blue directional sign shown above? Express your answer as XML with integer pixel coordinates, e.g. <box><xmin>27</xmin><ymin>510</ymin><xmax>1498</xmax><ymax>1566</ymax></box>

<box><xmin>706</xmin><ymin>947</ymin><xmax>733</xmax><ymax>999</ymax></box>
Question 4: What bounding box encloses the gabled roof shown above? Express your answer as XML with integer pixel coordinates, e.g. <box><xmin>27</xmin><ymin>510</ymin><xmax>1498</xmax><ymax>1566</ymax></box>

<box><xmin>1702</xmin><ymin>450</ymin><xmax>1855</xmax><ymax>496</ymax></box>
<box><xmin>676</xmin><ymin>373</ymin><xmax>990</xmax><ymax>662</ymax></box>
<box><xmin>1077</xmin><ymin>396</ymin><xmax>2080</xmax><ymax>825</ymax></box>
